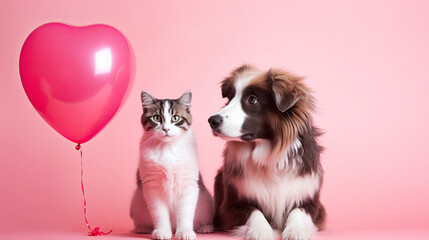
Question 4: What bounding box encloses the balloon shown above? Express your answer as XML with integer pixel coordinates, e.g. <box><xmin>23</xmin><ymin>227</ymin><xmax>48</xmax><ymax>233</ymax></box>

<box><xmin>19</xmin><ymin>23</ymin><xmax>135</xmax><ymax>144</ymax></box>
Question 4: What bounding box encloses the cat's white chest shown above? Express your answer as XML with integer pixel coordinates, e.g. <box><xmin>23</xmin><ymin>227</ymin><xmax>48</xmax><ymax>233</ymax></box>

<box><xmin>142</xmin><ymin>130</ymin><xmax>198</xmax><ymax>165</ymax></box>
<box><xmin>161</xmin><ymin>165</ymin><xmax>189</xmax><ymax>204</ymax></box>
<box><xmin>139</xmin><ymin>130</ymin><xmax>199</xmax><ymax>209</ymax></box>
<box><xmin>146</xmin><ymin>146</ymin><xmax>180</xmax><ymax>165</ymax></box>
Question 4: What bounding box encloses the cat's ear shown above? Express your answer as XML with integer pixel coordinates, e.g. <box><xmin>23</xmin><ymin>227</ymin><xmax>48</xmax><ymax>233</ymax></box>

<box><xmin>141</xmin><ymin>91</ymin><xmax>156</xmax><ymax>109</ymax></box>
<box><xmin>178</xmin><ymin>90</ymin><xmax>192</xmax><ymax>107</ymax></box>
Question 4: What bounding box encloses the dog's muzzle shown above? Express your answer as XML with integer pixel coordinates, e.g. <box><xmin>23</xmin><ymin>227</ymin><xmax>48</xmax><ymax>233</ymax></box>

<box><xmin>209</xmin><ymin>114</ymin><xmax>256</xmax><ymax>141</ymax></box>
<box><xmin>208</xmin><ymin>114</ymin><xmax>223</xmax><ymax>133</ymax></box>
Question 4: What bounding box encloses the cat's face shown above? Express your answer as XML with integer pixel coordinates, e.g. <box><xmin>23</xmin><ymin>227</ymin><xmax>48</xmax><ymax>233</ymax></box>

<box><xmin>140</xmin><ymin>91</ymin><xmax>192</xmax><ymax>142</ymax></box>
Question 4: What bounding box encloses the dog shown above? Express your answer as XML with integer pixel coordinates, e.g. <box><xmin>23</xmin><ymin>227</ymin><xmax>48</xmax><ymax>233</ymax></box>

<box><xmin>208</xmin><ymin>65</ymin><xmax>326</xmax><ymax>240</ymax></box>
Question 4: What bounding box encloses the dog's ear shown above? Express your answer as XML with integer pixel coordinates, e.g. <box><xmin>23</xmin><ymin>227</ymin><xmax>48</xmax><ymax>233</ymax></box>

<box><xmin>268</xmin><ymin>70</ymin><xmax>305</xmax><ymax>112</ymax></box>
<box><xmin>221</xmin><ymin>77</ymin><xmax>235</xmax><ymax>99</ymax></box>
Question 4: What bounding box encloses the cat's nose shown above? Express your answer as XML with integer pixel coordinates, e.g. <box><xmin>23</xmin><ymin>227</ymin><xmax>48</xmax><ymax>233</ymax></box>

<box><xmin>208</xmin><ymin>115</ymin><xmax>223</xmax><ymax>129</ymax></box>
<box><xmin>163</xmin><ymin>128</ymin><xmax>170</xmax><ymax>133</ymax></box>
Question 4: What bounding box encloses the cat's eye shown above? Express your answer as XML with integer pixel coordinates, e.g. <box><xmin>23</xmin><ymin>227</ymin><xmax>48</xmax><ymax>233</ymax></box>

<box><xmin>152</xmin><ymin>115</ymin><xmax>161</xmax><ymax>122</ymax></box>
<box><xmin>248</xmin><ymin>96</ymin><xmax>258</xmax><ymax>104</ymax></box>
<box><xmin>171</xmin><ymin>115</ymin><xmax>180</xmax><ymax>123</ymax></box>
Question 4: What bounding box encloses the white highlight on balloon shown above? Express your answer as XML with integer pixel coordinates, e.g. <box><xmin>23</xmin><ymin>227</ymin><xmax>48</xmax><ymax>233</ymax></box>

<box><xmin>95</xmin><ymin>48</ymin><xmax>112</xmax><ymax>75</ymax></box>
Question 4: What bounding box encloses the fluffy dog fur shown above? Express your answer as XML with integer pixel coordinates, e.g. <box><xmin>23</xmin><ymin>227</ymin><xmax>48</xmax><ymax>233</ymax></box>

<box><xmin>208</xmin><ymin>65</ymin><xmax>326</xmax><ymax>240</ymax></box>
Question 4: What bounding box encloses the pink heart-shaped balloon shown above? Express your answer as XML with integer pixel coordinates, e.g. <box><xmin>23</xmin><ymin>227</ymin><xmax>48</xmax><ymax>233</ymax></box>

<box><xmin>20</xmin><ymin>23</ymin><xmax>135</xmax><ymax>144</ymax></box>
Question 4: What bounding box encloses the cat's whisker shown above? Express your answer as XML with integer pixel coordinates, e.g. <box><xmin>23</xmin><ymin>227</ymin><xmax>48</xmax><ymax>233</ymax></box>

<box><xmin>142</xmin><ymin>134</ymin><xmax>157</xmax><ymax>148</ymax></box>
<box><xmin>141</xmin><ymin>136</ymin><xmax>153</xmax><ymax>147</ymax></box>
<box><xmin>151</xmin><ymin>134</ymin><xmax>159</xmax><ymax>148</ymax></box>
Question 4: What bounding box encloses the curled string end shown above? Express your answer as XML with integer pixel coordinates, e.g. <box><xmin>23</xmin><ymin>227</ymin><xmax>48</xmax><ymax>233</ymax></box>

<box><xmin>88</xmin><ymin>227</ymin><xmax>112</xmax><ymax>236</ymax></box>
<box><xmin>77</xmin><ymin>143</ymin><xmax>112</xmax><ymax>236</ymax></box>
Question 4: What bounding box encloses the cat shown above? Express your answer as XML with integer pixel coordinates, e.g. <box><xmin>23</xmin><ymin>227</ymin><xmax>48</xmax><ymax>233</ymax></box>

<box><xmin>130</xmin><ymin>90</ymin><xmax>214</xmax><ymax>240</ymax></box>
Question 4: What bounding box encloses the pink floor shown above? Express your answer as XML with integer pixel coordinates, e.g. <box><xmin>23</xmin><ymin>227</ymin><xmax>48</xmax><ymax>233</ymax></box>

<box><xmin>1</xmin><ymin>230</ymin><xmax>429</xmax><ymax>240</ymax></box>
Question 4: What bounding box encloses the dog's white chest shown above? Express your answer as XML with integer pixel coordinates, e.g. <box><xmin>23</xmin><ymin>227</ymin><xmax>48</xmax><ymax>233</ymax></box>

<box><xmin>234</xmin><ymin>168</ymin><xmax>320</xmax><ymax>229</ymax></box>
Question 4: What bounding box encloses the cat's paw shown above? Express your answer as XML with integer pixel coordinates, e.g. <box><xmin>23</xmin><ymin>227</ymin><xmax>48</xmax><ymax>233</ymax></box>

<box><xmin>175</xmin><ymin>229</ymin><xmax>196</xmax><ymax>240</ymax></box>
<box><xmin>196</xmin><ymin>224</ymin><xmax>214</xmax><ymax>234</ymax></box>
<box><xmin>152</xmin><ymin>228</ymin><xmax>172</xmax><ymax>240</ymax></box>
<box><xmin>135</xmin><ymin>225</ymin><xmax>153</xmax><ymax>234</ymax></box>
<box><xmin>282</xmin><ymin>227</ymin><xmax>311</xmax><ymax>240</ymax></box>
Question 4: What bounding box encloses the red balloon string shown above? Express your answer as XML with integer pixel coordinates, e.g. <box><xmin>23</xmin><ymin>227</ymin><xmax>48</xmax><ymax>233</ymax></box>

<box><xmin>76</xmin><ymin>144</ymin><xmax>112</xmax><ymax>236</ymax></box>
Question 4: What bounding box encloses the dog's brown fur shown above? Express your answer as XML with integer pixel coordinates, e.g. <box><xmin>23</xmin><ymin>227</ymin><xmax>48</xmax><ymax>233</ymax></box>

<box><xmin>211</xmin><ymin>65</ymin><xmax>326</xmax><ymax>234</ymax></box>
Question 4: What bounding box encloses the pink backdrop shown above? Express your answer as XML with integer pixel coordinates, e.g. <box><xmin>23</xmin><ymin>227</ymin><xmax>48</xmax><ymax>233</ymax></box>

<box><xmin>1</xmin><ymin>0</ymin><xmax>429</xmax><ymax>235</ymax></box>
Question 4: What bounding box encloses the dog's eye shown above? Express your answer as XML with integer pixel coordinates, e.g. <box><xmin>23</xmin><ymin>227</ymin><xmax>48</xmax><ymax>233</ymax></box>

<box><xmin>171</xmin><ymin>115</ymin><xmax>180</xmax><ymax>123</ymax></box>
<box><xmin>248</xmin><ymin>96</ymin><xmax>258</xmax><ymax>104</ymax></box>
<box><xmin>152</xmin><ymin>115</ymin><xmax>161</xmax><ymax>122</ymax></box>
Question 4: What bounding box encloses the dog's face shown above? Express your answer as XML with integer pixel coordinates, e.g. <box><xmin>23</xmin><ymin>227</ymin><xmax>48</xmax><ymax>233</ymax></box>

<box><xmin>209</xmin><ymin>65</ymin><xmax>314</xmax><ymax>149</ymax></box>
<box><xmin>208</xmin><ymin>67</ymin><xmax>273</xmax><ymax>142</ymax></box>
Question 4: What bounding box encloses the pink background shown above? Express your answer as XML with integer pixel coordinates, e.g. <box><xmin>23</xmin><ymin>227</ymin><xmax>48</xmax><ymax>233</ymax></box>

<box><xmin>1</xmin><ymin>0</ymin><xmax>429</xmax><ymax>237</ymax></box>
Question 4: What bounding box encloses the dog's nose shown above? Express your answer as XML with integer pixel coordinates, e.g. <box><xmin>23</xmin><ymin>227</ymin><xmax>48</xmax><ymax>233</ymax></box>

<box><xmin>208</xmin><ymin>115</ymin><xmax>223</xmax><ymax>129</ymax></box>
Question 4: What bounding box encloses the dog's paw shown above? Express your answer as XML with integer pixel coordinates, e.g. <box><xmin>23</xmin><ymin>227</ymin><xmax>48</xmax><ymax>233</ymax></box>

<box><xmin>152</xmin><ymin>228</ymin><xmax>172</xmax><ymax>240</ymax></box>
<box><xmin>282</xmin><ymin>227</ymin><xmax>311</xmax><ymax>240</ymax></box>
<box><xmin>233</xmin><ymin>210</ymin><xmax>274</xmax><ymax>240</ymax></box>
<box><xmin>135</xmin><ymin>225</ymin><xmax>153</xmax><ymax>234</ymax></box>
<box><xmin>282</xmin><ymin>208</ymin><xmax>317</xmax><ymax>240</ymax></box>
<box><xmin>246</xmin><ymin>227</ymin><xmax>274</xmax><ymax>240</ymax></box>
<box><xmin>175</xmin><ymin>229</ymin><xmax>196</xmax><ymax>240</ymax></box>
<box><xmin>196</xmin><ymin>224</ymin><xmax>214</xmax><ymax>233</ymax></box>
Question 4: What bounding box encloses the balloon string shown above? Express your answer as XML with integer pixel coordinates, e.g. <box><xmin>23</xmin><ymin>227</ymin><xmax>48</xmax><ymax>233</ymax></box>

<box><xmin>76</xmin><ymin>143</ymin><xmax>112</xmax><ymax>236</ymax></box>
